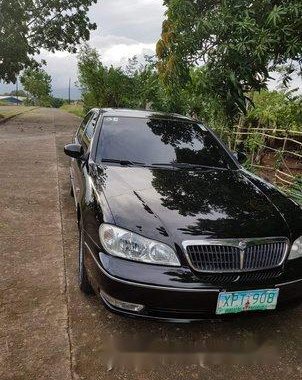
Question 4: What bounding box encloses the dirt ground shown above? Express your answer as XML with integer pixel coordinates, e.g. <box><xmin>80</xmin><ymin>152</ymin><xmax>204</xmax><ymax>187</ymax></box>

<box><xmin>0</xmin><ymin>108</ymin><xmax>301</xmax><ymax>380</ymax></box>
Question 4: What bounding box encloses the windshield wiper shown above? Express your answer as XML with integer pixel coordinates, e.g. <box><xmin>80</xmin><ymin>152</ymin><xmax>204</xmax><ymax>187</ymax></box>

<box><xmin>151</xmin><ymin>162</ymin><xmax>227</xmax><ymax>170</ymax></box>
<box><xmin>101</xmin><ymin>159</ymin><xmax>147</xmax><ymax>167</ymax></box>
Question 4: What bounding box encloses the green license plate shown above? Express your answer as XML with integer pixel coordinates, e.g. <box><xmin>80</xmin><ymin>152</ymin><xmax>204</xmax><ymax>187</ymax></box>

<box><xmin>216</xmin><ymin>289</ymin><xmax>279</xmax><ymax>315</ymax></box>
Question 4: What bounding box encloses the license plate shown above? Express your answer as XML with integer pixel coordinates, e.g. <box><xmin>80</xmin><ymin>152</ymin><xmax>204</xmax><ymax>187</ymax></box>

<box><xmin>216</xmin><ymin>289</ymin><xmax>279</xmax><ymax>315</ymax></box>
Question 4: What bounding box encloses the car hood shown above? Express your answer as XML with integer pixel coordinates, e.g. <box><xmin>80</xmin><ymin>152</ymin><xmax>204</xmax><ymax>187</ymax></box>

<box><xmin>92</xmin><ymin>166</ymin><xmax>290</xmax><ymax>247</ymax></box>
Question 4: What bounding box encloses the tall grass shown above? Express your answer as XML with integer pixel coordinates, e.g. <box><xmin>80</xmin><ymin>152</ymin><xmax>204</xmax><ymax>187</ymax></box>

<box><xmin>60</xmin><ymin>103</ymin><xmax>84</xmax><ymax>118</ymax></box>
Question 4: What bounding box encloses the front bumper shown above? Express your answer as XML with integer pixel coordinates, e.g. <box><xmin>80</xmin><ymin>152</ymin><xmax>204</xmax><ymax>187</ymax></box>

<box><xmin>87</xmin><ymin>248</ymin><xmax>302</xmax><ymax>322</ymax></box>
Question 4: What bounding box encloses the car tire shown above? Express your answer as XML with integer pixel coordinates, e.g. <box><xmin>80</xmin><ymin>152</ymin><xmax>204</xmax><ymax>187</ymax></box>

<box><xmin>78</xmin><ymin>222</ymin><xmax>94</xmax><ymax>295</ymax></box>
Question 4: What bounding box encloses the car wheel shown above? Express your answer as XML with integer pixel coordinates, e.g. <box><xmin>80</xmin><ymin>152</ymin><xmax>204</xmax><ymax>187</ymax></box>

<box><xmin>78</xmin><ymin>222</ymin><xmax>94</xmax><ymax>295</ymax></box>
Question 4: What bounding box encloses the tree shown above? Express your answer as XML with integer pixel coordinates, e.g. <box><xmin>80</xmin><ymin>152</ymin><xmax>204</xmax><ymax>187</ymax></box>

<box><xmin>77</xmin><ymin>45</ymin><xmax>167</xmax><ymax>112</ymax></box>
<box><xmin>0</xmin><ymin>0</ymin><xmax>97</xmax><ymax>83</ymax></box>
<box><xmin>77</xmin><ymin>45</ymin><xmax>130</xmax><ymax>111</ymax></box>
<box><xmin>51</xmin><ymin>97</ymin><xmax>65</xmax><ymax>109</ymax></box>
<box><xmin>245</xmin><ymin>90</ymin><xmax>302</xmax><ymax>131</ymax></box>
<box><xmin>185</xmin><ymin>67</ymin><xmax>232</xmax><ymax>132</ymax></box>
<box><xmin>157</xmin><ymin>0</ymin><xmax>302</xmax><ymax>120</ymax></box>
<box><xmin>124</xmin><ymin>55</ymin><xmax>167</xmax><ymax>110</ymax></box>
<box><xmin>21</xmin><ymin>68</ymin><xmax>52</xmax><ymax>106</ymax></box>
<box><xmin>77</xmin><ymin>45</ymin><xmax>105</xmax><ymax>110</ymax></box>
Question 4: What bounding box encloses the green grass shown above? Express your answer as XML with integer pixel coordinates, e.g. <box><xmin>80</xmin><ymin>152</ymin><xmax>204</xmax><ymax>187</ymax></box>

<box><xmin>60</xmin><ymin>103</ymin><xmax>84</xmax><ymax>118</ymax></box>
<box><xmin>0</xmin><ymin>105</ymin><xmax>35</xmax><ymax>119</ymax></box>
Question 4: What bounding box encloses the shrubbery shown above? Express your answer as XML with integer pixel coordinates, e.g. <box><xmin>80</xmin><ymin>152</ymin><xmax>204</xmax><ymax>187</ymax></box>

<box><xmin>245</xmin><ymin>90</ymin><xmax>302</xmax><ymax>131</ymax></box>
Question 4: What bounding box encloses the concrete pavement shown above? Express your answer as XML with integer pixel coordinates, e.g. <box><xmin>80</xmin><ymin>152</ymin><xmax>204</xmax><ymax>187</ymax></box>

<box><xmin>0</xmin><ymin>108</ymin><xmax>301</xmax><ymax>379</ymax></box>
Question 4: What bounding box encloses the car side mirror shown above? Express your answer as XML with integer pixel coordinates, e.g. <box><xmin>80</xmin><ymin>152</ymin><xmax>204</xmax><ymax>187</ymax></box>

<box><xmin>64</xmin><ymin>144</ymin><xmax>84</xmax><ymax>159</ymax></box>
<box><xmin>234</xmin><ymin>151</ymin><xmax>247</xmax><ymax>164</ymax></box>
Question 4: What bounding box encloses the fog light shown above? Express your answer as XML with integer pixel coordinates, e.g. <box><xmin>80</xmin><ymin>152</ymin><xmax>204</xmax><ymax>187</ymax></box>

<box><xmin>100</xmin><ymin>290</ymin><xmax>144</xmax><ymax>312</ymax></box>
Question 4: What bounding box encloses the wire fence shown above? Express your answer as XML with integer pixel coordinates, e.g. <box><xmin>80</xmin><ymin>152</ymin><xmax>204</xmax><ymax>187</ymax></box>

<box><xmin>229</xmin><ymin>125</ymin><xmax>302</xmax><ymax>204</ymax></box>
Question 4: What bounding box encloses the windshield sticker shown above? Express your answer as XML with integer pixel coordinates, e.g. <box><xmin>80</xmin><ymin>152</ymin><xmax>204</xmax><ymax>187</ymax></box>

<box><xmin>105</xmin><ymin>117</ymin><xmax>119</xmax><ymax>123</ymax></box>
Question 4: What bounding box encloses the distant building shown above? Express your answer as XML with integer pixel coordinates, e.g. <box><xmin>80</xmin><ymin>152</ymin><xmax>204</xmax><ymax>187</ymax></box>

<box><xmin>0</xmin><ymin>96</ymin><xmax>26</xmax><ymax>105</ymax></box>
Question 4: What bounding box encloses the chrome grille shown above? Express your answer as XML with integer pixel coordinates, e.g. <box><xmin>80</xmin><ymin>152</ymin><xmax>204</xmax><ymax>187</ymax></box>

<box><xmin>244</xmin><ymin>243</ymin><xmax>285</xmax><ymax>269</ymax></box>
<box><xmin>185</xmin><ymin>239</ymin><xmax>288</xmax><ymax>273</ymax></box>
<box><xmin>187</xmin><ymin>245</ymin><xmax>241</xmax><ymax>271</ymax></box>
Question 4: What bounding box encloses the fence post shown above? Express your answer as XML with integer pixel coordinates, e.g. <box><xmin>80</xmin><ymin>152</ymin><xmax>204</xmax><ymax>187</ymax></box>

<box><xmin>275</xmin><ymin>130</ymin><xmax>288</xmax><ymax>184</ymax></box>
<box><xmin>234</xmin><ymin>116</ymin><xmax>243</xmax><ymax>151</ymax></box>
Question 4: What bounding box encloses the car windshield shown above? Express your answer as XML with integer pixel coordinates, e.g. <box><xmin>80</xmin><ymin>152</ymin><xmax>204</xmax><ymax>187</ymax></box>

<box><xmin>96</xmin><ymin>116</ymin><xmax>236</xmax><ymax>169</ymax></box>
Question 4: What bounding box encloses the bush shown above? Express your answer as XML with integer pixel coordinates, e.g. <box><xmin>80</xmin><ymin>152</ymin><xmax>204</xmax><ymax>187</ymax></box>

<box><xmin>245</xmin><ymin>90</ymin><xmax>302</xmax><ymax>131</ymax></box>
<box><xmin>51</xmin><ymin>97</ymin><xmax>64</xmax><ymax>108</ymax></box>
<box><xmin>60</xmin><ymin>103</ymin><xmax>84</xmax><ymax>117</ymax></box>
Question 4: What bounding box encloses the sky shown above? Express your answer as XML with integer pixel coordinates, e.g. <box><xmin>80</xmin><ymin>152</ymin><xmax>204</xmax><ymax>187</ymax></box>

<box><xmin>1</xmin><ymin>1</ymin><xmax>300</xmax><ymax>98</ymax></box>
<box><xmin>0</xmin><ymin>0</ymin><xmax>166</xmax><ymax>99</ymax></box>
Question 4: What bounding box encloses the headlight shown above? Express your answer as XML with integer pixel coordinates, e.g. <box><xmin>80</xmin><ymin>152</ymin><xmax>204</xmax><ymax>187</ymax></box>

<box><xmin>99</xmin><ymin>224</ymin><xmax>180</xmax><ymax>266</ymax></box>
<box><xmin>288</xmin><ymin>237</ymin><xmax>302</xmax><ymax>260</ymax></box>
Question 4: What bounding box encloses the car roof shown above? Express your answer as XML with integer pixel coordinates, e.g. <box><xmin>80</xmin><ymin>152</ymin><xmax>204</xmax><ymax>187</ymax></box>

<box><xmin>93</xmin><ymin>108</ymin><xmax>194</xmax><ymax>122</ymax></box>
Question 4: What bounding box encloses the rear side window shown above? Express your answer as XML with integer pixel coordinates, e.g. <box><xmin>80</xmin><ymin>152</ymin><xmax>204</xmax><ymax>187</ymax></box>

<box><xmin>81</xmin><ymin>111</ymin><xmax>99</xmax><ymax>149</ymax></box>
<box><xmin>77</xmin><ymin>112</ymin><xmax>93</xmax><ymax>142</ymax></box>
<box><xmin>84</xmin><ymin>112</ymin><xmax>99</xmax><ymax>140</ymax></box>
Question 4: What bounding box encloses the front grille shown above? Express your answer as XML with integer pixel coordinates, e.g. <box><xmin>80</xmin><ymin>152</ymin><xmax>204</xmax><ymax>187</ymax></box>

<box><xmin>186</xmin><ymin>240</ymin><xmax>287</xmax><ymax>273</ymax></box>
<box><xmin>244</xmin><ymin>243</ymin><xmax>285</xmax><ymax>269</ymax></box>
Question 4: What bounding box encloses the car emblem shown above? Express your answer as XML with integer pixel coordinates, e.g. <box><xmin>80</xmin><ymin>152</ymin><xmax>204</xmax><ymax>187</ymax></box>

<box><xmin>239</xmin><ymin>241</ymin><xmax>247</xmax><ymax>250</ymax></box>
<box><xmin>238</xmin><ymin>241</ymin><xmax>247</xmax><ymax>270</ymax></box>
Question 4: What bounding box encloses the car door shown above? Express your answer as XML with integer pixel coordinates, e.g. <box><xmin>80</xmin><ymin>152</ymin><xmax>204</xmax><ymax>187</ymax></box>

<box><xmin>71</xmin><ymin>111</ymin><xmax>94</xmax><ymax>203</ymax></box>
<box><xmin>72</xmin><ymin>110</ymin><xmax>100</xmax><ymax>204</ymax></box>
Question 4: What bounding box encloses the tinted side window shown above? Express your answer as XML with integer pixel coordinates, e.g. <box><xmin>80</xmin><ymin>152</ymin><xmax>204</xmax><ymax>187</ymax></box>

<box><xmin>82</xmin><ymin>111</ymin><xmax>99</xmax><ymax>149</ymax></box>
<box><xmin>77</xmin><ymin>112</ymin><xmax>93</xmax><ymax>142</ymax></box>
<box><xmin>84</xmin><ymin>112</ymin><xmax>99</xmax><ymax>140</ymax></box>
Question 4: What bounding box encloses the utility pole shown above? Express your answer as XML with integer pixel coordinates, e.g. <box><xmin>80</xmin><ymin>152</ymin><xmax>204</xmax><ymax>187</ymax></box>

<box><xmin>68</xmin><ymin>78</ymin><xmax>71</xmax><ymax>104</ymax></box>
<box><xmin>16</xmin><ymin>77</ymin><xmax>19</xmax><ymax>106</ymax></box>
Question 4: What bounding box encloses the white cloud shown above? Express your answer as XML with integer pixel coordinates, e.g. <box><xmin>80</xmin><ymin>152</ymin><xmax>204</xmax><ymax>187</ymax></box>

<box><xmin>89</xmin><ymin>34</ymin><xmax>156</xmax><ymax>66</ymax></box>
<box><xmin>87</xmin><ymin>0</ymin><xmax>165</xmax><ymax>67</ymax></box>
<box><xmin>89</xmin><ymin>0</ymin><xmax>165</xmax><ymax>42</ymax></box>
<box><xmin>102</xmin><ymin>43</ymin><xmax>155</xmax><ymax>66</ymax></box>
<box><xmin>1</xmin><ymin>0</ymin><xmax>166</xmax><ymax>97</ymax></box>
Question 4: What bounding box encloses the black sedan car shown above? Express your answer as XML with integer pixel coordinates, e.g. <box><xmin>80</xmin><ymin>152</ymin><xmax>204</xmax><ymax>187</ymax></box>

<box><xmin>64</xmin><ymin>108</ymin><xmax>302</xmax><ymax>321</ymax></box>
